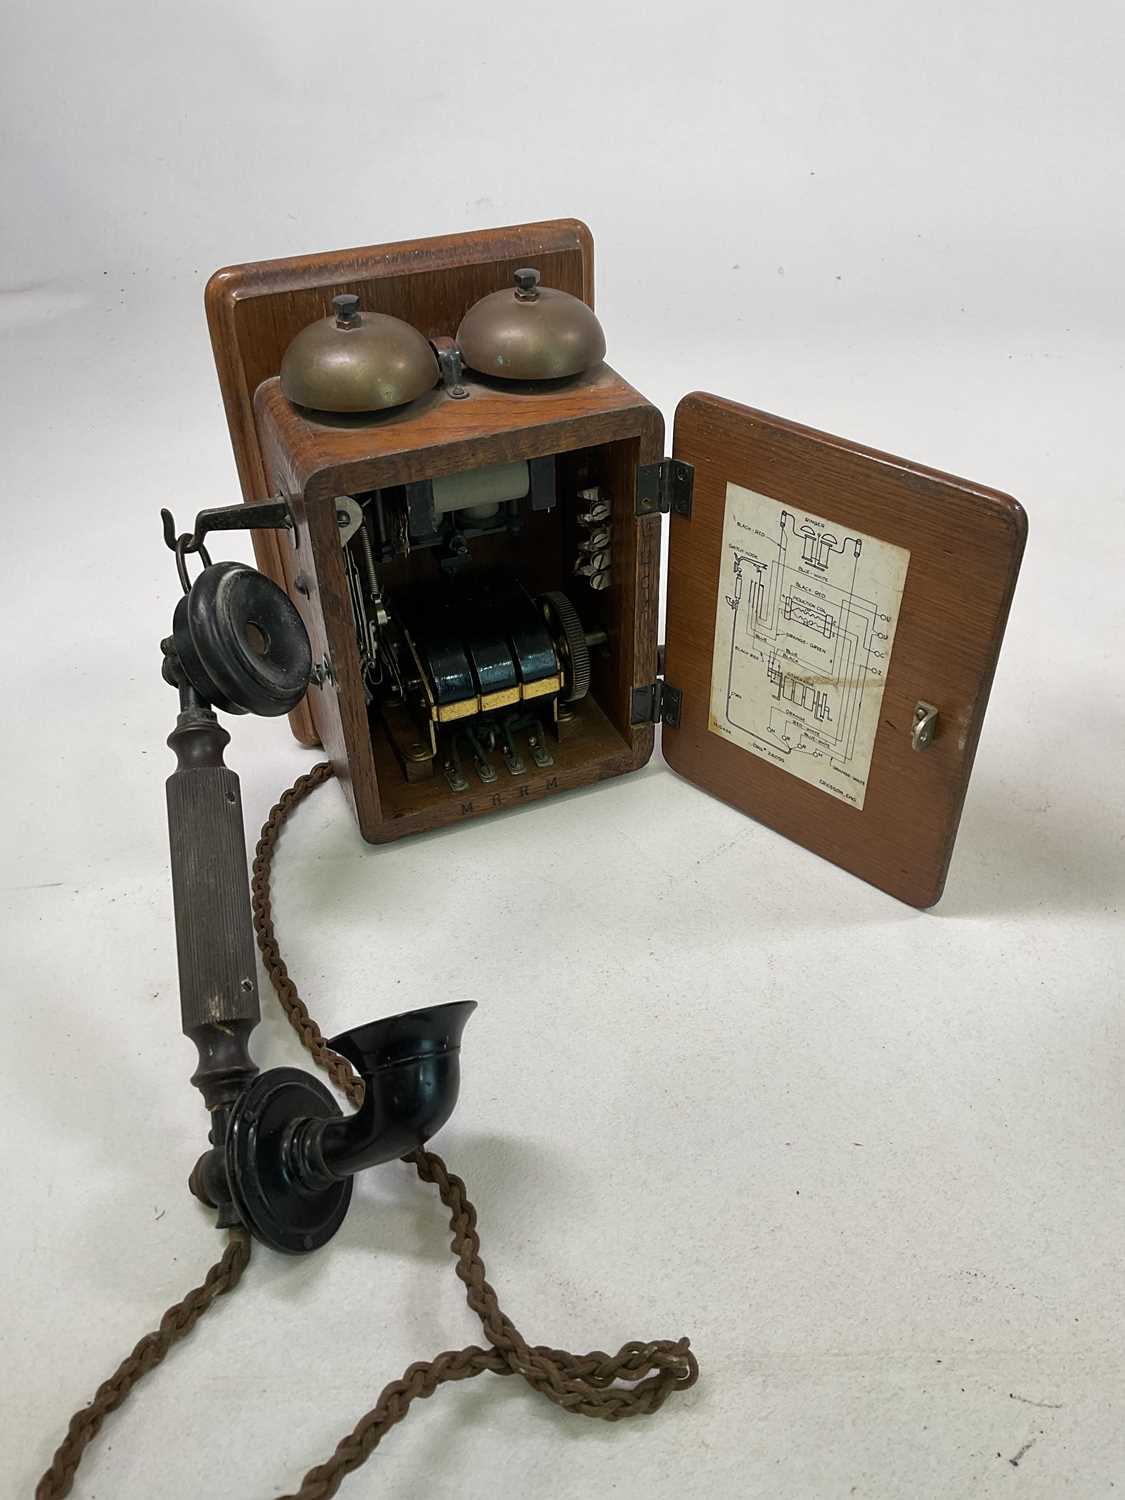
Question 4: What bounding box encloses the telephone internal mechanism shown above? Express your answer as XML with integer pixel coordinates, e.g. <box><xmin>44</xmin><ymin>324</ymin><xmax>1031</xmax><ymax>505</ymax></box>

<box><xmin>203</xmin><ymin>219</ymin><xmax>1027</xmax><ymax>906</ymax></box>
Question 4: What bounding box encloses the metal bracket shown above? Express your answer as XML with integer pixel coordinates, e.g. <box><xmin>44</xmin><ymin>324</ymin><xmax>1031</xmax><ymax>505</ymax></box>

<box><xmin>635</xmin><ymin>459</ymin><xmax>694</xmax><ymax>519</ymax></box>
<box><xmin>912</xmin><ymin>701</ymin><xmax>939</xmax><ymax>751</ymax></box>
<box><xmin>403</xmin><ymin>479</ymin><xmax>436</xmax><ymax>540</ymax></box>
<box><xmin>528</xmin><ymin>455</ymin><xmax>557</xmax><ymax>512</ymax></box>
<box><xmin>631</xmin><ymin>678</ymin><xmax>683</xmax><ymax>728</ymax></box>
<box><xmin>435</xmin><ymin>342</ymin><xmax>470</xmax><ymax>400</ymax></box>
<box><xmin>161</xmin><ymin>498</ymin><xmax>293</xmax><ymax>557</ymax></box>
<box><xmin>335</xmin><ymin>495</ymin><xmax>364</xmax><ymax>546</ymax></box>
<box><xmin>310</xmin><ymin>654</ymin><xmax>336</xmax><ymax>689</ymax></box>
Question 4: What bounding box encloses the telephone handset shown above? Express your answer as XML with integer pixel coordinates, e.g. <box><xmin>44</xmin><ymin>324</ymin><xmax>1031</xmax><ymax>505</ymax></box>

<box><xmin>161</xmin><ymin>522</ymin><xmax>475</xmax><ymax>1252</ymax></box>
<box><xmin>33</xmin><ymin>514</ymin><xmax>696</xmax><ymax>1499</ymax></box>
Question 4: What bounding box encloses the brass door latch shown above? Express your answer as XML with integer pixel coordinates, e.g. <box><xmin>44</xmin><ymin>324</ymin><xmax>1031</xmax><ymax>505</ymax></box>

<box><xmin>912</xmin><ymin>701</ymin><xmax>939</xmax><ymax>751</ymax></box>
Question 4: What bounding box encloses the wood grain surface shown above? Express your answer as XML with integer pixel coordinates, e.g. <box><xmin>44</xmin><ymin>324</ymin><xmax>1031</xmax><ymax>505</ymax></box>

<box><xmin>254</xmin><ymin>366</ymin><xmax>663</xmax><ymax>842</ymax></box>
<box><xmin>665</xmin><ymin>393</ymin><xmax>1027</xmax><ymax>907</ymax></box>
<box><xmin>253</xmin><ymin>364</ymin><xmax>658</xmax><ymax>497</ymax></box>
<box><xmin>205</xmin><ymin>218</ymin><xmax>596</xmax><ymax>744</ymax></box>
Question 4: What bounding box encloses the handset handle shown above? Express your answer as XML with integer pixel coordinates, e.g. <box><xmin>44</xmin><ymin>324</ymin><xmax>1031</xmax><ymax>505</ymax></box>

<box><xmin>166</xmin><ymin>702</ymin><xmax>260</xmax><ymax>1112</ymax></box>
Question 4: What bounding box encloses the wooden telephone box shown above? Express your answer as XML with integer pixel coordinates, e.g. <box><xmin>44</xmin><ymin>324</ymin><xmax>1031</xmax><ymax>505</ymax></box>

<box><xmin>205</xmin><ymin>218</ymin><xmax>1026</xmax><ymax>907</ymax></box>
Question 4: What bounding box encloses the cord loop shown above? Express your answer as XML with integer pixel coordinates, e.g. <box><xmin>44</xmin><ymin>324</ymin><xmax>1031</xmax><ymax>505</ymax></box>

<box><xmin>35</xmin><ymin>762</ymin><xmax>697</xmax><ymax>1500</ymax></box>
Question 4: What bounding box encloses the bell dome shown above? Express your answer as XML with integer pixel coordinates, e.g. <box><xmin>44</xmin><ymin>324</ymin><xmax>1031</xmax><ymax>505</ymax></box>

<box><xmin>280</xmin><ymin>294</ymin><xmax>439</xmax><ymax>413</ymax></box>
<box><xmin>456</xmin><ymin>269</ymin><xmax>606</xmax><ymax>381</ymax></box>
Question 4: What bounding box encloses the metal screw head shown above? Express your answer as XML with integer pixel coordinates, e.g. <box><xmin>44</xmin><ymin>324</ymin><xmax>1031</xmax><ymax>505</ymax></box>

<box><xmin>579</xmin><ymin>501</ymin><xmax>612</xmax><ymax>525</ymax></box>
<box><xmin>513</xmin><ymin>267</ymin><xmax>541</xmax><ymax>301</ymax></box>
<box><xmin>333</xmin><ymin>293</ymin><xmax>361</xmax><ymax>327</ymax></box>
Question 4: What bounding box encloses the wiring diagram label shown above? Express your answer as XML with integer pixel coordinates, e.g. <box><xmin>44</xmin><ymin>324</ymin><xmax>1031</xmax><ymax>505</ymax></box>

<box><xmin>708</xmin><ymin>483</ymin><xmax>910</xmax><ymax>810</ymax></box>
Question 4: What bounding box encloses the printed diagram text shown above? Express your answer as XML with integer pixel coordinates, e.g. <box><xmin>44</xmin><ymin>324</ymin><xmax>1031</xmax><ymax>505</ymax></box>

<box><xmin>708</xmin><ymin>483</ymin><xmax>910</xmax><ymax>809</ymax></box>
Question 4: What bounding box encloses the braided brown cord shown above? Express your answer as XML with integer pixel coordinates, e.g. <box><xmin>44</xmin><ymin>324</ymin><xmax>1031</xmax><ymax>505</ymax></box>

<box><xmin>34</xmin><ymin>1230</ymin><xmax>251</xmax><ymax>1500</ymax></box>
<box><xmin>252</xmin><ymin>763</ymin><xmax>697</xmax><ymax>1500</ymax></box>
<box><xmin>411</xmin><ymin>1150</ymin><xmax>697</xmax><ymax>1420</ymax></box>
<box><xmin>36</xmin><ymin>759</ymin><xmax>697</xmax><ymax>1500</ymax></box>
<box><xmin>250</xmin><ymin>760</ymin><xmax>365</xmax><ymax>1110</ymax></box>
<box><xmin>279</xmin><ymin>1149</ymin><xmax>698</xmax><ymax>1500</ymax></box>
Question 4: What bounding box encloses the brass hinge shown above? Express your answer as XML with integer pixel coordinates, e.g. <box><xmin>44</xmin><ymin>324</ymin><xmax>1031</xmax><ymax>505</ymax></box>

<box><xmin>630</xmin><ymin>678</ymin><xmax>683</xmax><ymax>728</ymax></box>
<box><xmin>635</xmin><ymin>459</ymin><xmax>694</xmax><ymax>519</ymax></box>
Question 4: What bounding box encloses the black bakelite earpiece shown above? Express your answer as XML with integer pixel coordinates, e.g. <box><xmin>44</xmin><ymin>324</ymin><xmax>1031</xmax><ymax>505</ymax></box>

<box><xmin>169</xmin><ymin>560</ymin><xmax>311</xmax><ymax>716</ymax></box>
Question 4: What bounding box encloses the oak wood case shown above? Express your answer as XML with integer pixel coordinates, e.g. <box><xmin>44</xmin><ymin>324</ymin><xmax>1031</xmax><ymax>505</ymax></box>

<box><xmin>253</xmin><ymin>366</ymin><xmax>663</xmax><ymax>842</ymax></box>
<box><xmin>664</xmin><ymin>394</ymin><xmax>1027</xmax><ymax>907</ymax></box>
<box><xmin>206</xmin><ymin>221</ymin><xmax>1026</xmax><ymax>904</ymax></box>
<box><xmin>205</xmin><ymin>219</ymin><xmax>597</xmax><ymax>744</ymax></box>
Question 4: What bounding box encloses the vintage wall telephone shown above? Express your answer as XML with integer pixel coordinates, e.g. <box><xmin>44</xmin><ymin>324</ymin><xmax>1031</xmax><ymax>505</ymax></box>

<box><xmin>202</xmin><ymin>217</ymin><xmax>1026</xmax><ymax>908</ymax></box>
<box><xmin>37</xmin><ymin>218</ymin><xmax>1025</xmax><ymax>1497</ymax></box>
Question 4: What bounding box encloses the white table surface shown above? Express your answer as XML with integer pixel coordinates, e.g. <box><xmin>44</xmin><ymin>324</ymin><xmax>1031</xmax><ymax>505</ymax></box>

<box><xmin>2</xmin><ymin>3</ymin><xmax>1123</xmax><ymax>1496</ymax></box>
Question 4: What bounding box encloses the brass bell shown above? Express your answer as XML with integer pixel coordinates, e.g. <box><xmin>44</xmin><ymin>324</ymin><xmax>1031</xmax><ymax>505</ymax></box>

<box><xmin>456</xmin><ymin>268</ymin><xmax>606</xmax><ymax>381</ymax></box>
<box><xmin>280</xmin><ymin>294</ymin><xmax>440</xmax><ymax>414</ymax></box>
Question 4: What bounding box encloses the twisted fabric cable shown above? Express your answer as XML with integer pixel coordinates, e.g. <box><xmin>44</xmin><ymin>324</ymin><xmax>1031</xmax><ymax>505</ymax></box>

<box><xmin>253</xmin><ymin>765</ymin><xmax>697</xmax><ymax>1500</ymax></box>
<box><xmin>34</xmin><ymin>1232</ymin><xmax>251</xmax><ymax>1500</ymax></box>
<box><xmin>36</xmin><ymin>759</ymin><xmax>697</xmax><ymax>1500</ymax></box>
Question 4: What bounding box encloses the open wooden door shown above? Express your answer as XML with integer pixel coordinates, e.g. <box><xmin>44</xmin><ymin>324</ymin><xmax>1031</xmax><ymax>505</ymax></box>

<box><xmin>662</xmin><ymin>394</ymin><xmax>1027</xmax><ymax>907</ymax></box>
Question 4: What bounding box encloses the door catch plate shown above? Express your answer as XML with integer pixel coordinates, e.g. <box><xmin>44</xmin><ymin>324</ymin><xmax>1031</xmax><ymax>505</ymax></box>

<box><xmin>912</xmin><ymin>701</ymin><xmax>939</xmax><ymax>751</ymax></box>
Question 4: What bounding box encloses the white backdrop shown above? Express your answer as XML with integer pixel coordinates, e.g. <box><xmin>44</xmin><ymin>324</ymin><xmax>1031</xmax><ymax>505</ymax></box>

<box><xmin>2</xmin><ymin>2</ymin><xmax>1123</xmax><ymax>1497</ymax></box>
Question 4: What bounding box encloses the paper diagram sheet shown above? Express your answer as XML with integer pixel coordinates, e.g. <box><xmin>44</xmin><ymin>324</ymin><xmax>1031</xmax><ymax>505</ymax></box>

<box><xmin>708</xmin><ymin>482</ymin><xmax>911</xmax><ymax>810</ymax></box>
